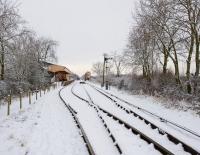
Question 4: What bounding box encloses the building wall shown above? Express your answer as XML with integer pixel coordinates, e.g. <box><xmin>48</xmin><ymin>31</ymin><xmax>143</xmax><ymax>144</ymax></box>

<box><xmin>54</xmin><ymin>72</ymin><xmax>71</xmax><ymax>81</ymax></box>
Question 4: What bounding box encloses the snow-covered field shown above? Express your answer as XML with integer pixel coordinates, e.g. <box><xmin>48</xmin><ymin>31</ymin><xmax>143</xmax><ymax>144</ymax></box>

<box><xmin>0</xmin><ymin>86</ymin><xmax>88</xmax><ymax>155</ymax></box>
<box><xmin>0</xmin><ymin>81</ymin><xmax>200</xmax><ymax>155</ymax></box>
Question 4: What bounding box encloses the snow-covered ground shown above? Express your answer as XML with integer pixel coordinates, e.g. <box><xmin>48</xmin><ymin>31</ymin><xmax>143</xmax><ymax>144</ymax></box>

<box><xmin>61</xmin><ymin>83</ymin><xmax>120</xmax><ymax>155</ymax></box>
<box><xmin>91</xmin><ymin>82</ymin><xmax>200</xmax><ymax>136</ymax></box>
<box><xmin>0</xmin><ymin>80</ymin><xmax>200</xmax><ymax>155</ymax></box>
<box><xmin>0</xmin><ymin>85</ymin><xmax>88</xmax><ymax>155</ymax></box>
<box><xmin>87</xmin><ymin>82</ymin><xmax>200</xmax><ymax>151</ymax></box>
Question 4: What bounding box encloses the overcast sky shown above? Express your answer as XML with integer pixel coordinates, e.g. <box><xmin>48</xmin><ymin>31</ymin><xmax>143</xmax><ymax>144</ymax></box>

<box><xmin>19</xmin><ymin>0</ymin><xmax>137</xmax><ymax>75</ymax></box>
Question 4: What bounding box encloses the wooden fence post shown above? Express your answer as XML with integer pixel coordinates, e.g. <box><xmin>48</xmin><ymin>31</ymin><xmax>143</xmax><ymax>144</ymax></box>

<box><xmin>29</xmin><ymin>91</ymin><xmax>31</xmax><ymax>104</ymax></box>
<box><xmin>40</xmin><ymin>88</ymin><xmax>41</xmax><ymax>97</ymax></box>
<box><xmin>36</xmin><ymin>90</ymin><xmax>38</xmax><ymax>100</ymax></box>
<box><xmin>7</xmin><ymin>95</ymin><xmax>10</xmax><ymax>115</ymax></box>
<box><xmin>20</xmin><ymin>92</ymin><xmax>22</xmax><ymax>109</ymax></box>
<box><xmin>9</xmin><ymin>90</ymin><xmax>12</xmax><ymax>105</ymax></box>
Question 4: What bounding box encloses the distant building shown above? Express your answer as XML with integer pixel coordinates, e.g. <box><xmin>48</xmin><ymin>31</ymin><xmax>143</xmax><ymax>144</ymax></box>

<box><xmin>84</xmin><ymin>71</ymin><xmax>91</xmax><ymax>81</ymax></box>
<box><xmin>48</xmin><ymin>64</ymin><xmax>73</xmax><ymax>82</ymax></box>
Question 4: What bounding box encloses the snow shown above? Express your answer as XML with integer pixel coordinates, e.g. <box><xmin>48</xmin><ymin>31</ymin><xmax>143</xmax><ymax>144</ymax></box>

<box><xmin>0</xmin><ymin>93</ymin><xmax>37</xmax><ymax>117</ymax></box>
<box><xmin>82</xmin><ymin>84</ymin><xmax>192</xmax><ymax>154</ymax></box>
<box><xmin>0</xmin><ymin>80</ymin><xmax>200</xmax><ymax>155</ymax></box>
<box><xmin>0</xmin><ymin>85</ymin><xmax>88</xmax><ymax>155</ymax></box>
<box><xmin>103</xmin><ymin>84</ymin><xmax>200</xmax><ymax>135</ymax></box>
<box><xmin>100</xmin><ymin>111</ymin><xmax>162</xmax><ymax>155</ymax></box>
<box><xmin>61</xmin><ymin>83</ymin><xmax>119</xmax><ymax>155</ymax></box>
<box><xmin>87</xmin><ymin>82</ymin><xmax>200</xmax><ymax>152</ymax></box>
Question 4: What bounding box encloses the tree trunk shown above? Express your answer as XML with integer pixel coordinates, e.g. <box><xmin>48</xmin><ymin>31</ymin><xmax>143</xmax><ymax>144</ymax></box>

<box><xmin>195</xmin><ymin>31</ymin><xmax>199</xmax><ymax>77</ymax></box>
<box><xmin>142</xmin><ymin>65</ymin><xmax>146</xmax><ymax>78</ymax></box>
<box><xmin>0</xmin><ymin>42</ymin><xmax>5</xmax><ymax>80</ymax></box>
<box><xmin>163</xmin><ymin>45</ymin><xmax>168</xmax><ymax>74</ymax></box>
<box><xmin>194</xmin><ymin>30</ymin><xmax>199</xmax><ymax>94</ymax></box>
<box><xmin>147</xmin><ymin>64</ymin><xmax>151</xmax><ymax>82</ymax></box>
<box><xmin>186</xmin><ymin>34</ymin><xmax>194</xmax><ymax>94</ymax></box>
<box><xmin>174</xmin><ymin>61</ymin><xmax>181</xmax><ymax>85</ymax></box>
<box><xmin>171</xmin><ymin>40</ymin><xmax>181</xmax><ymax>85</ymax></box>
<box><xmin>116</xmin><ymin>68</ymin><xmax>120</xmax><ymax>77</ymax></box>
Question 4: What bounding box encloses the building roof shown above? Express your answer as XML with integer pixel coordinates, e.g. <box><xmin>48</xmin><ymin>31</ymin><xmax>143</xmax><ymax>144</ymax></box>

<box><xmin>48</xmin><ymin>64</ymin><xmax>72</xmax><ymax>74</ymax></box>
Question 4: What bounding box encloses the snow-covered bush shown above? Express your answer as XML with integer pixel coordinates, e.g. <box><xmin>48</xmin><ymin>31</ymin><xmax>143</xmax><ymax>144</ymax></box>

<box><xmin>93</xmin><ymin>72</ymin><xmax>200</xmax><ymax>109</ymax></box>
<box><xmin>0</xmin><ymin>81</ymin><xmax>9</xmax><ymax>98</ymax></box>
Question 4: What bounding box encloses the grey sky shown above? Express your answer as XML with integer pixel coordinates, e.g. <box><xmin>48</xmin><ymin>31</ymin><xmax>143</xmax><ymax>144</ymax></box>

<box><xmin>19</xmin><ymin>0</ymin><xmax>137</xmax><ymax>75</ymax></box>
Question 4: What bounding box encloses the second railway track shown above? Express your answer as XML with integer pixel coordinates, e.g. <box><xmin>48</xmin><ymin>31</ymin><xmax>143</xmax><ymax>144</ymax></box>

<box><xmin>59</xmin><ymin>86</ymin><xmax>96</xmax><ymax>155</ymax></box>
<box><xmin>60</xmin><ymin>81</ymin><xmax>200</xmax><ymax>155</ymax></box>
<box><xmin>72</xmin><ymin>82</ymin><xmax>181</xmax><ymax>155</ymax></box>
<box><xmin>87</xmin><ymin>83</ymin><xmax>200</xmax><ymax>155</ymax></box>
<box><xmin>83</xmin><ymin>82</ymin><xmax>200</xmax><ymax>155</ymax></box>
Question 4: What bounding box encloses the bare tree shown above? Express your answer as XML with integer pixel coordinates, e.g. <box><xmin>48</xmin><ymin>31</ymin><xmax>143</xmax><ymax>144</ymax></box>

<box><xmin>111</xmin><ymin>51</ymin><xmax>125</xmax><ymax>77</ymax></box>
<box><xmin>92</xmin><ymin>62</ymin><xmax>103</xmax><ymax>76</ymax></box>
<box><xmin>0</xmin><ymin>0</ymin><xmax>24</xmax><ymax>80</ymax></box>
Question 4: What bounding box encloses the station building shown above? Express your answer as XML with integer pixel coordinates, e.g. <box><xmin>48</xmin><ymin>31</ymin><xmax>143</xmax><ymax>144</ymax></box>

<box><xmin>48</xmin><ymin>64</ymin><xmax>73</xmax><ymax>82</ymax></box>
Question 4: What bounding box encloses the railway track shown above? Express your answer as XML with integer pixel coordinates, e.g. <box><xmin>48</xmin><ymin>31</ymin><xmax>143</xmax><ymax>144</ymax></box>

<box><xmin>72</xmin><ymin>82</ymin><xmax>180</xmax><ymax>155</ymax></box>
<box><xmin>86</xmin><ymin>83</ymin><xmax>200</xmax><ymax>155</ymax></box>
<box><xmin>71</xmin><ymin>84</ymin><xmax>123</xmax><ymax>154</ymax></box>
<box><xmin>89</xmin><ymin>83</ymin><xmax>200</xmax><ymax>138</ymax></box>
<box><xmin>58</xmin><ymin>86</ymin><xmax>96</xmax><ymax>155</ymax></box>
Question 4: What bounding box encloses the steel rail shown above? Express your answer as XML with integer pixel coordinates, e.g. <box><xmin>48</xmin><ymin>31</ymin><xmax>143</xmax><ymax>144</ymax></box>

<box><xmin>90</xmin><ymin>83</ymin><xmax>200</xmax><ymax>138</ymax></box>
<box><xmin>71</xmin><ymin>84</ymin><xmax>123</xmax><ymax>154</ymax></box>
<box><xmin>89</xmin><ymin>84</ymin><xmax>200</xmax><ymax>155</ymax></box>
<box><xmin>59</xmin><ymin>87</ymin><xmax>96</xmax><ymax>155</ymax></box>
<box><xmin>76</xmin><ymin>83</ymin><xmax>176</xmax><ymax>155</ymax></box>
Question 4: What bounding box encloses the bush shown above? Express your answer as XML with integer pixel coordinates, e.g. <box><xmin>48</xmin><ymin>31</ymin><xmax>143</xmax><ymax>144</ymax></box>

<box><xmin>96</xmin><ymin>72</ymin><xmax>200</xmax><ymax>105</ymax></box>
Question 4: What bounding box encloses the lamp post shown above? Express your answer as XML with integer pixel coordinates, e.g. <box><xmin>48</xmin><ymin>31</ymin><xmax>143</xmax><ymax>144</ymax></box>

<box><xmin>102</xmin><ymin>53</ymin><xmax>112</xmax><ymax>90</ymax></box>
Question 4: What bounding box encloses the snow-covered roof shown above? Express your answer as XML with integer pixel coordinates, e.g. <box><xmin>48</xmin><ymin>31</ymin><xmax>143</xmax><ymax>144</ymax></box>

<box><xmin>48</xmin><ymin>64</ymin><xmax>72</xmax><ymax>74</ymax></box>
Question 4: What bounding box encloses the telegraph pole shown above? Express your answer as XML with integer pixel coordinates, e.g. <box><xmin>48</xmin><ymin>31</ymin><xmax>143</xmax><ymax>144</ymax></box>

<box><xmin>102</xmin><ymin>56</ymin><xmax>106</xmax><ymax>87</ymax></box>
<box><xmin>102</xmin><ymin>53</ymin><xmax>112</xmax><ymax>89</ymax></box>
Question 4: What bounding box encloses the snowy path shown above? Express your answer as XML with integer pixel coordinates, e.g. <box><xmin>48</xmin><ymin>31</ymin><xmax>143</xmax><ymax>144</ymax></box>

<box><xmin>0</xmin><ymin>86</ymin><xmax>88</xmax><ymax>155</ymax></box>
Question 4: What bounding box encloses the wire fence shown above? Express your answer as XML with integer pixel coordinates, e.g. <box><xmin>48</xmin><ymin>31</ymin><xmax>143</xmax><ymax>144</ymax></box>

<box><xmin>0</xmin><ymin>82</ymin><xmax>62</xmax><ymax>116</ymax></box>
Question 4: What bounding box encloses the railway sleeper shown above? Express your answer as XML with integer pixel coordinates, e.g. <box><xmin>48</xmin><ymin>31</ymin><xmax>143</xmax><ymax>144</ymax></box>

<box><xmin>90</xmin><ymin>85</ymin><xmax>200</xmax><ymax>154</ymax></box>
<box><xmin>98</xmin><ymin>107</ymin><xmax>174</xmax><ymax>155</ymax></box>
<box><xmin>82</xmin><ymin>87</ymin><xmax>123</xmax><ymax>155</ymax></box>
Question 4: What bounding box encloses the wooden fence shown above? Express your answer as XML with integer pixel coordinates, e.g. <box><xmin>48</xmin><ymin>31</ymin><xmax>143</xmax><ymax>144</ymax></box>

<box><xmin>4</xmin><ymin>82</ymin><xmax>61</xmax><ymax>116</ymax></box>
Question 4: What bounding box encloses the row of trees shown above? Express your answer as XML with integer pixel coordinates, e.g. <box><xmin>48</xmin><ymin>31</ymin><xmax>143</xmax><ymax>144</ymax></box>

<box><xmin>92</xmin><ymin>51</ymin><xmax>125</xmax><ymax>78</ymax></box>
<box><xmin>125</xmin><ymin>0</ymin><xmax>200</xmax><ymax>94</ymax></box>
<box><xmin>0</xmin><ymin>0</ymin><xmax>57</xmax><ymax>88</ymax></box>
<box><xmin>92</xmin><ymin>0</ymin><xmax>200</xmax><ymax>96</ymax></box>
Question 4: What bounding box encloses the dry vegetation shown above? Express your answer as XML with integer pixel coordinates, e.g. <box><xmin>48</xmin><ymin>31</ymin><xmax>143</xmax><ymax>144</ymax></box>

<box><xmin>0</xmin><ymin>0</ymin><xmax>57</xmax><ymax>98</ymax></box>
<box><xmin>92</xmin><ymin>0</ymin><xmax>200</xmax><ymax>110</ymax></box>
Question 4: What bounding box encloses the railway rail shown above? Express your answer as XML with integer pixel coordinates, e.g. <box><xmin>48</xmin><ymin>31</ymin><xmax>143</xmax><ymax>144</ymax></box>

<box><xmin>71</xmin><ymin>84</ymin><xmax>123</xmax><ymax>154</ymax></box>
<box><xmin>72</xmin><ymin>82</ymin><xmax>180</xmax><ymax>155</ymax></box>
<box><xmin>59</xmin><ymin>86</ymin><xmax>96</xmax><ymax>155</ymax></box>
<box><xmin>89</xmin><ymin>83</ymin><xmax>200</xmax><ymax>138</ymax></box>
<box><xmin>87</xmin><ymin>83</ymin><xmax>200</xmax><ymax>155</ymax></box>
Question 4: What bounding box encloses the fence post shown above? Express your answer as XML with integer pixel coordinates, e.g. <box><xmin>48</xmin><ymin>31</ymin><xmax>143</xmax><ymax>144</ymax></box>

<box><xmin>29</xmin><ymin>91</ymin><xmax>31</xmax><ymax>104</ymax></box>
<box><xmin>7</xmin><ymin>95</ymin><xmax>10</xmax><ymax>115</ymax></box>
<box><xmin>9</xmin><ymin>90</ymin><xmax>12</xmax><ymax>105</ymax></box>
<box><xmin>20</xmin><ymin>92</ymin><xmax>22</xmax><ymax>109</ymax></box>
<box><xmin>40</xmin><ymin>88</ymin><xmax>41</xmax><ymax>97</ymax></box>
<box><xmin>36</xmin><ymin>90</ymin><xmax>38</xmax><ymax>100</ymax></box>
